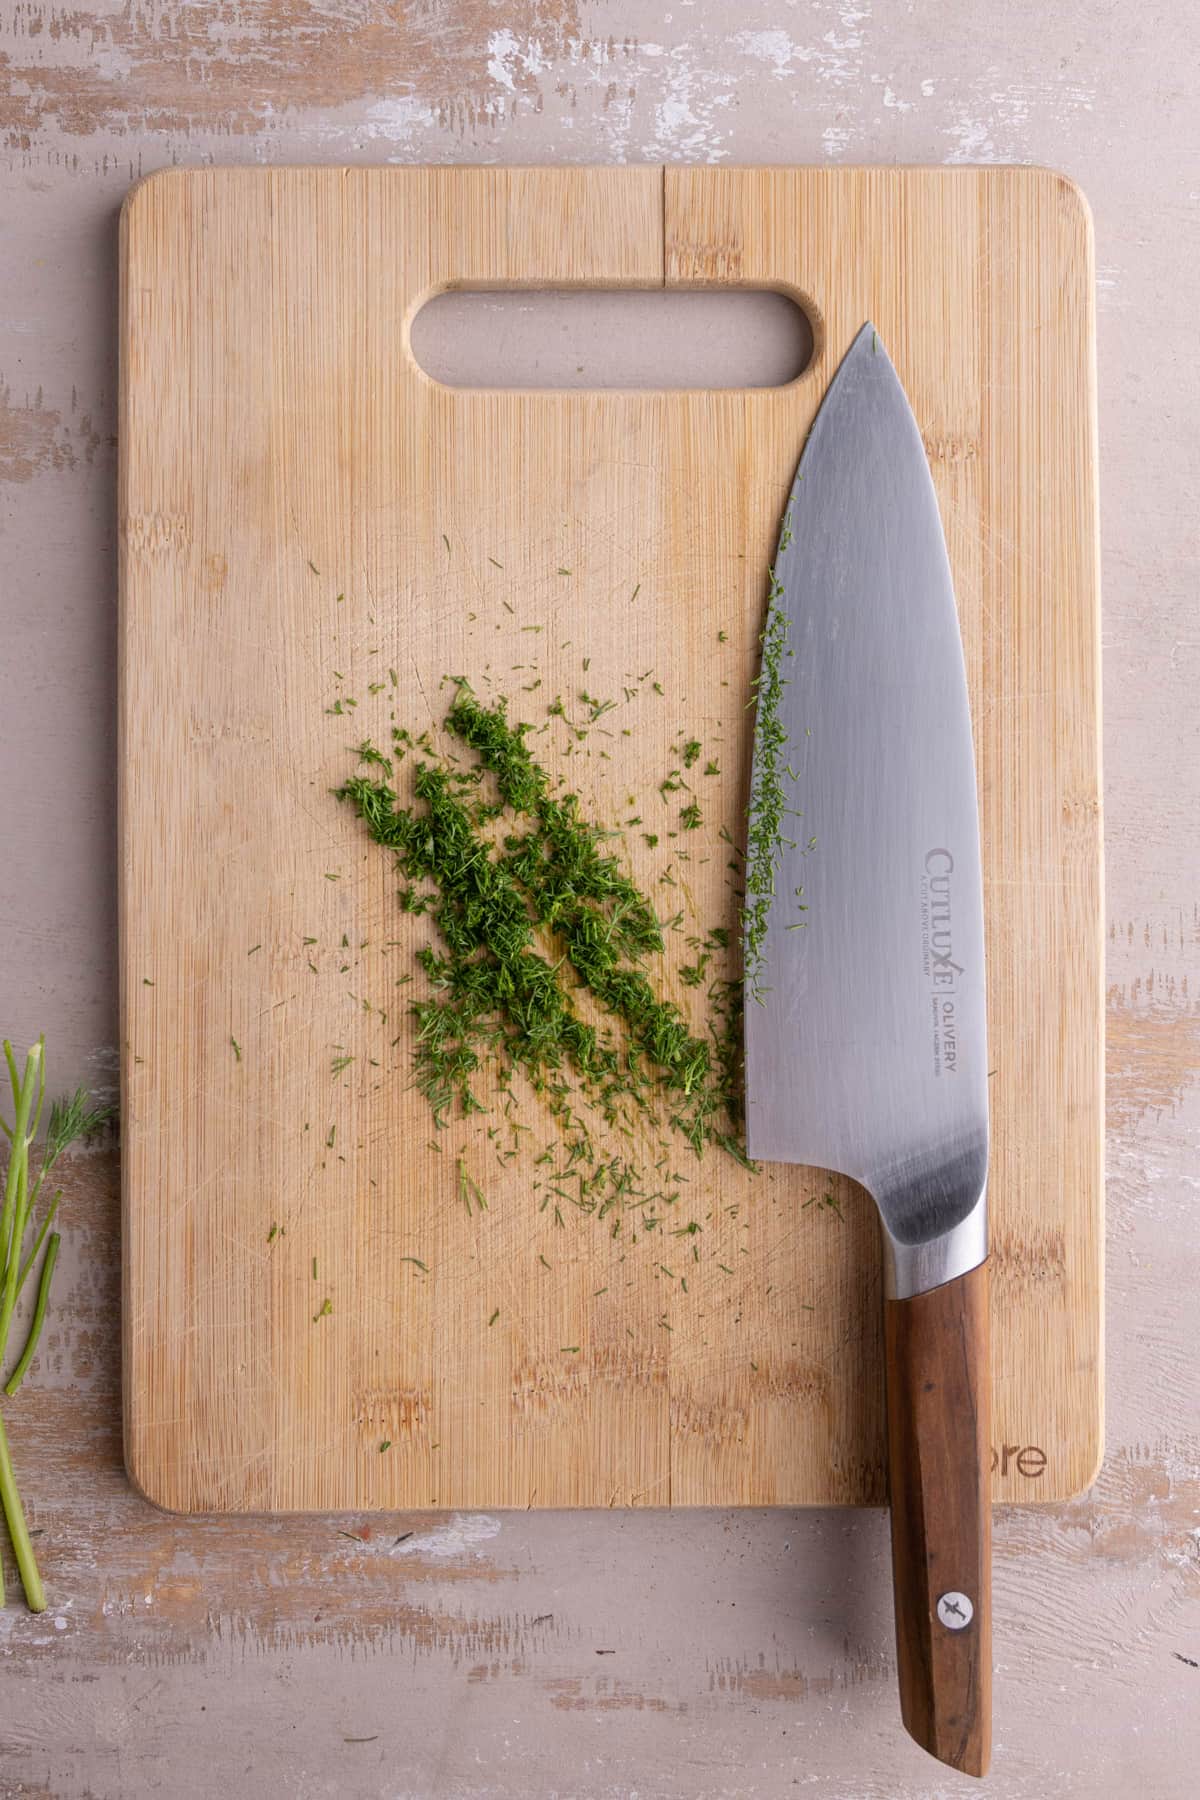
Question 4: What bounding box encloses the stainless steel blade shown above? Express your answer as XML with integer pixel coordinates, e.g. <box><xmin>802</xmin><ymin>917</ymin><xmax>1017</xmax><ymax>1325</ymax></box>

<box><xmin>744</xmin><ymin>324</ymin><xmax>988</xmax><ymax>1299</ymax></box>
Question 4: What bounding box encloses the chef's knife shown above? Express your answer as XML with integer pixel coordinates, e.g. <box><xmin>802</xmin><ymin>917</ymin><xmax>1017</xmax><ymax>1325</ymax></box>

<box><xmin>744</xmin><ymin>324</ymin><xmax>991</xmax><ymax>1776</ymax></box>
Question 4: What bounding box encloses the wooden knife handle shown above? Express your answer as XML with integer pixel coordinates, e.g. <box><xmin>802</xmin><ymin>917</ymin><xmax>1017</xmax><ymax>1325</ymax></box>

<box><xmin>884</xmin><ymin>1260</ymin><xmax>992</xmax><ymax>1778</ymax></box>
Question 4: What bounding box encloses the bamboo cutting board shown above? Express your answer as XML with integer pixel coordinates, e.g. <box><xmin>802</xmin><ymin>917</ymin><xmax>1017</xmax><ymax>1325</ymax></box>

<box><xmin>119</xmin><ymin>166</ymin><xmax>1102</xmax><ymax>1513</ymax></box>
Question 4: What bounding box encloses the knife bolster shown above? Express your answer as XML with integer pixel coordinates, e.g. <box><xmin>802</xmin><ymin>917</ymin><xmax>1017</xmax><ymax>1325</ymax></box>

<box><xmin>882</xmin><ymin>1194</ymin><xmax>988</xmax><ymax>1300</ymax></box>
<box><xmin>884</xmin><ymin>1260</ymin><xmax>992</xmax><ymax>1777</ymax></box>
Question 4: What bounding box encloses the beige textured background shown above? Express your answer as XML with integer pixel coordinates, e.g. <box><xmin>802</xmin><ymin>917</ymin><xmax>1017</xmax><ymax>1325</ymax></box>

<box><xmin>0</xmin><ymin>4</ymin><xmax>1195</xmax><ymax>1796</ymax></box>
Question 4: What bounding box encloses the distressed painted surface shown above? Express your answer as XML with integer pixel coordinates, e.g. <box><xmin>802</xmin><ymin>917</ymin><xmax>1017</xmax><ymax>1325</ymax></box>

<box><xmin>0</xmin><ymin>2</ymin><xmax>1197</xmax><ymax>1795</ymax></box>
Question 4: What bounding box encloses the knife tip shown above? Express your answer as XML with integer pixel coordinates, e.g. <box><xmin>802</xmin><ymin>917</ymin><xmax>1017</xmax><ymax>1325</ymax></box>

<box><xmin>854</xmin><ymin>320</ymin><xmax>885</xmax><ymax>358</ymax></box>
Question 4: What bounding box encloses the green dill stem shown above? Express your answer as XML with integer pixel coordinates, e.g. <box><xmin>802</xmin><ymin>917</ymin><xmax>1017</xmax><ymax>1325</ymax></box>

<box><xmin>16</xmin><ymin>1191</ymin><xmax>60</xmax><ymax>1295</ymax></box>
<box><xmin>0</xmin><ymin>1044</ymin><xmax>43</xmax><ymax>1368</ymax></box>
<box><xmin>0</xmin><ymin>1401</ymin><xmax>43</xmax><ymax>1610</ymax></box>
<box><xmin>4</xmin><ymin>1234</ymin><xmax>59</xmax><ymax>1398</ymax></box>
<box><xmin>0</xmin><ymin>1052</ymin><xmax>109</xmax><ymax>1614</ymax></box>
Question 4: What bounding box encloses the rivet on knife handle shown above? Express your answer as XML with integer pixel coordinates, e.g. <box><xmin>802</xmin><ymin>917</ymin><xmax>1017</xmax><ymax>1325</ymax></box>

<box><xmin>885</xmin><ymin>1260</ymin><xmax>992</xmax><ymax>1778</ymax></box>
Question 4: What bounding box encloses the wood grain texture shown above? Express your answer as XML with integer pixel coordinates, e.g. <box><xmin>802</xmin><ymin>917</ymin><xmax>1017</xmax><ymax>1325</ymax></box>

<box><xmin>118</xmin><ymin>164</ymin><xmax>1101</xmax><ymax>1514</ymax></box>
<box><xmin>885</xmin><ymin>1261</ymin><xmax>992</xmax><ymax>1777</ymax></box>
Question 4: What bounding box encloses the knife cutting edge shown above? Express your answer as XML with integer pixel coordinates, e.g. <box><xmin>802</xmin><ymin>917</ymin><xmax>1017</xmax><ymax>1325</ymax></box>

<box><xmin>744</xmin><ymin>323</ymin><xmax>992</xmax><ymax>1776</ymax></box>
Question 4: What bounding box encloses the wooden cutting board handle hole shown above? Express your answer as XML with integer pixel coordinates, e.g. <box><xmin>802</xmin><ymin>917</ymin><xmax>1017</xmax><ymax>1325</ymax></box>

<box><xmin>410</xmin><ymin>288</ymin><xmax>814</xmax><ymax>390</ymax></box>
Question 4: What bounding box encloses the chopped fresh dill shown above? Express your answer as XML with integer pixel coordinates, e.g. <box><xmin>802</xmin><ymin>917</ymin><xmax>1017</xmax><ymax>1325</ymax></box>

<box><xmin>336</xmin><ymin>671</ymin><xmax>755</xmax><ymax>1232</ymax></box>
<box><xmin>804</xmin><ymin>1189</ymin><xmax>844</xmax><ymax>1220</ymax></box>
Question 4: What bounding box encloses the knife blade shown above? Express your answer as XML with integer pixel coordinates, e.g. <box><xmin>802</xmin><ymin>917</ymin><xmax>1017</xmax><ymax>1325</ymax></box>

<box><xmin>744</xmin><ymin>323</ymin><xmax>991</xmax><ymax>1776</ymax></box>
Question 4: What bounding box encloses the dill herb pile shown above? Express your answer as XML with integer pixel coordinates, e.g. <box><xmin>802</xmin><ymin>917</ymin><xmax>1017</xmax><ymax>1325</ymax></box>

<box><xmin>337</xmin><ymin>681</ymin><xmax>747</xmax><ymax>1229</ymax></box>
